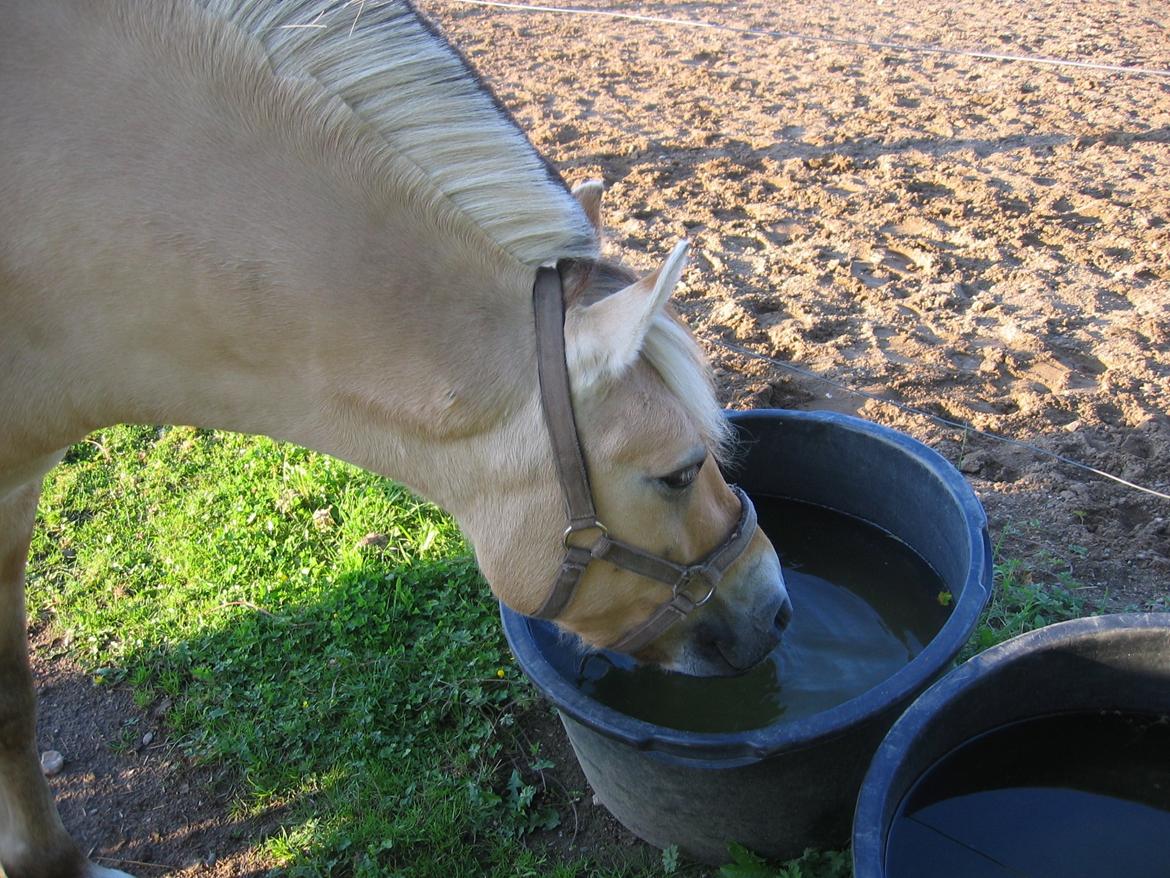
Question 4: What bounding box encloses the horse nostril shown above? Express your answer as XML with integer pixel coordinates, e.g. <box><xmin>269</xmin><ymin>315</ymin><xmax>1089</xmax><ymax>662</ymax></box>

<box><xmin>773</xmin><ymin>598</ymin><xmax>794</xmax><ymax>634</ymax></box>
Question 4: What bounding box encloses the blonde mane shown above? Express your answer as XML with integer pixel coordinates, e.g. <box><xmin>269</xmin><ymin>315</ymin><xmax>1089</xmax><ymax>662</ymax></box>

<box><xmin>195</xmin><ymin>1</ymin><xmax>724</xmax><ymax>451</ymax></box>
<box><xmin>197</xmin><ymin>0</ymin><xmax>598</xmax><ymax>267</ymax></box>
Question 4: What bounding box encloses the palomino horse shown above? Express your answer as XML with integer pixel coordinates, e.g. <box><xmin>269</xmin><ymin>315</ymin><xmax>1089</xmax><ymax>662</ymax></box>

<box><xmin>0</xmin><ymin>1</ymin><xmax>792</xmax><ymax>874</ymax></box>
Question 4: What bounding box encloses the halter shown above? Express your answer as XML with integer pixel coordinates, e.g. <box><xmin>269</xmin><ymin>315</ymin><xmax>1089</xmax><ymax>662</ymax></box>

<box><xmin>528</xmin><ymin>266</ymin><xmax>758</xmax><ymax>654</ymax></box>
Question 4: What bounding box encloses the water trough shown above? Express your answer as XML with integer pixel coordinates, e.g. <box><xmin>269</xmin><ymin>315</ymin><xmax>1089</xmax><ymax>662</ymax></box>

<box><xmin>502</xmin><ymin>409</ymin><xmax>993</xmax><ymax>863</ymax></box>
<box><xmin>854</xmin><ymin>612</ymin><xmax>1170</xmax><ymax>878</ymax></box>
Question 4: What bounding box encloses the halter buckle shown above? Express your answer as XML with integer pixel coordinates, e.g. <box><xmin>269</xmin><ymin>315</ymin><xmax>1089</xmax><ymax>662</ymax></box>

<box><xmin>673</xmin><ymin>566</ymin><xmax>717</xmax><ymax>609</ymax></box>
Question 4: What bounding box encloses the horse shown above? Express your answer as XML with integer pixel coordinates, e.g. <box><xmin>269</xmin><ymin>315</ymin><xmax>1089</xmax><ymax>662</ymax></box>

<box><xmin>0</xmin><ymin>1</ymin><xmax>792</xmax><ymax>874</ymax></box>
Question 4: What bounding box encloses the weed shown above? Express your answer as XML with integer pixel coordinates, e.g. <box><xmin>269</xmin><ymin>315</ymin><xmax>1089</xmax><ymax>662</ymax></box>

<box><xmin>662</xmin><ymin>845</ymin><xmax>681</xmax><ymax>875</ymax></box>
<box><xmin>719</xmin><ymin>844</ymin><xmax>850</xmax><ymax>878</ymax></box>
<box><xmin>960</xmin><ymin>546</ymin><xmax>1090</xmax><ymax>662</ymax></box>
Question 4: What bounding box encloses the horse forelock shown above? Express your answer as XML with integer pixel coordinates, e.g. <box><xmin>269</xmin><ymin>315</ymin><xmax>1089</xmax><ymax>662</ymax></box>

<box><xmin>642</xmin><ymin>311</ymin><xmax>733</xmax><ymax>464</ymax></box>
<box><xmin>195</xmin><ymin>0</ymin><xmax>598</xmax><ymax>267</ymax></box>
<box><xmin>565</xmin><ymin>258</ymin><xmax>733</xmax><ymax>464</ymax></box>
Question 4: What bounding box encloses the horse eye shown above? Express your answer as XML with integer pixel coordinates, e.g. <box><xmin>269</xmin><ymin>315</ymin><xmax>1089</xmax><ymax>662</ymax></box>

<box><xmin>659</xmin><ymin>461</ymin><xmax>702</xmax><ymax>491</ymax></box>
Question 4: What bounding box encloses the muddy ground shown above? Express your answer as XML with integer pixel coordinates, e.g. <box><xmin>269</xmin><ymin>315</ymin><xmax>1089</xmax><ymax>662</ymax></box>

<box><xmin>35</xmin><ymin>0</ymin><xmax>1169</xmax><ymax>873</ymax></box>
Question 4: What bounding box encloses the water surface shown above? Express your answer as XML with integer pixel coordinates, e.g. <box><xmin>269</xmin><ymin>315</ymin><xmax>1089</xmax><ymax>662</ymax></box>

<box><xmin>576</xmin><ymin>497</ymin><xmax>951</xmax><ymax>732</ymax></box>
<box><xmin>886</xmin><ymin>711</ymin><xmax>1170</xmax><ymax>878</ymax></box>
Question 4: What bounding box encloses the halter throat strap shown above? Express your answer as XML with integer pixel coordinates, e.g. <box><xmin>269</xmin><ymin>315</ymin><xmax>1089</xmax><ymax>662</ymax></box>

<box><xmin>528</xmin><ymin>265</ymin><xmax>757</xmax><ymax>654</ymax></box>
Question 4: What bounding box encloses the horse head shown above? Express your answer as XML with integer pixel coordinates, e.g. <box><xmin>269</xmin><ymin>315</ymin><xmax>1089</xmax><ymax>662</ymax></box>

<box><xmin>474</xmin><ymin>182</ymin><xmax>792</xmax><ymax>677</ymax></box>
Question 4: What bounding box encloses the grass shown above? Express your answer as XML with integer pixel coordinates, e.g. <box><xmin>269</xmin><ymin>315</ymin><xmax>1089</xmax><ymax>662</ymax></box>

<box><xmin>958</xmin><ymin>554</ymin><xmax>1089</xmax><ymax>662</ymax></box>
<box><xmin>30</xmin><ymin>426</ymin><xmax>588</xmax><ymax>876</ymax></box>
<box><xmin>27</xmin><ymin>426</ymin><xmax>1099</xmax><ymax>877</ymax></box>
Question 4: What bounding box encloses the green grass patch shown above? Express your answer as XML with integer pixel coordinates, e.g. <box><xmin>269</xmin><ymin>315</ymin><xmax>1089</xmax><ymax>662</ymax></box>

<box><xmin>30</xmin><ymin>426</ymin><xmax>600</xmax><ymax>876</ymax></box>
<box><xmin>959</xmin><ymin>532</ymin><xmax>1092</xmax><ymax>663</ymax></box>
<box><xmin>715</xmin><ymin>845</ymin><xmax>851</xmax><ymax>878</ymax></box>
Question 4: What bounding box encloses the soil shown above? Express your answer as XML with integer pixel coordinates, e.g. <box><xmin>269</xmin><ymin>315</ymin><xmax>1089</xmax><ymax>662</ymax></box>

<box><xmin>429</xmin><ymin>0</ymin><xmax>1169</xmax><ymax>611</ymax></box>
<box><xmin>33</xmin><ymin>625</ymin><xmax>282</xmax><ymax>877</ymax></box>
<box><xmin>31</xmin><ymin>0</ymin><xmax>1169</xmax><ymax>873</ymax></box>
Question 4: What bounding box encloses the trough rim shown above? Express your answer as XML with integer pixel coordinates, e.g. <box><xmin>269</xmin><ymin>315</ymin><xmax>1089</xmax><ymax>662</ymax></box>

<box><xmin>501</xmin><ymin>409</ymin><xmax>993</xmax><ymax>762</ymax></box>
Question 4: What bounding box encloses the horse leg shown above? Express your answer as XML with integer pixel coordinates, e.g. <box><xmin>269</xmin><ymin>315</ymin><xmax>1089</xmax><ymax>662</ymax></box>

<box><xmin>0</xmin><ymin>466</ymin><xmax>132</xmax><ymax>878</ymax></box>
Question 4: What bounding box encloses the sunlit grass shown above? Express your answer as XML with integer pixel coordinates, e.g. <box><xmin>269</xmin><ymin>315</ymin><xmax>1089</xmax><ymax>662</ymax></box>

<box><xmin>29</xmin><ymin>426</ymin><xmax>596</xmax><ymax>876</ymax></box>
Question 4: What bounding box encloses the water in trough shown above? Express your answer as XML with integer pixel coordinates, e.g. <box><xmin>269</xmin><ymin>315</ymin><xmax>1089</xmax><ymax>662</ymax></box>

<box><xmin>575</xmin><ymin>497</ymin><xmax>953</xmax><ymax>733</ymax></box>
<box><xmin>884</xmin><ymin>710</ymin><xmax>1170</xmax><ymax>878</ymax></box>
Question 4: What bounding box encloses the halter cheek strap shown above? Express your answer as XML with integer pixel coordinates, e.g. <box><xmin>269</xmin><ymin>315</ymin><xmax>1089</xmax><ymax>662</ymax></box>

<box><xmin>528</xmin><ymin>265</ymin><xmax>758</xmax><ymax>654</ymax></box>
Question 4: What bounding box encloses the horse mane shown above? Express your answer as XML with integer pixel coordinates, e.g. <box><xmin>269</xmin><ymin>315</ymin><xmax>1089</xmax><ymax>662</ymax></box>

<box><xmin>189</xmin><ymin>2</ymin><xmax>724</xmax><ymax>454</ymax></box>
<box><xmin>643</xmin><ymin>310</ymin><xmax>734</xmax><ymax>463</ymax></box>
<box><xmin>196</xmin><ymin>0</ymin><xmax>598</xmax><ymax>267</ymax></box>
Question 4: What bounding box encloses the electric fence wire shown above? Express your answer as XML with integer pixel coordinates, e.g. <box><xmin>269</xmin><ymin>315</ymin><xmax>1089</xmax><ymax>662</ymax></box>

<box><xmin>448</xmin><ymin>0</ymin><xmax>1170</xmax><ymax>80</ymax></box>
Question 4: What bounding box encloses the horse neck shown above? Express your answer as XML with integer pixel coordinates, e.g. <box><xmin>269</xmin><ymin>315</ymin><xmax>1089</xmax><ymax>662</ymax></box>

<box><xmin>93</xmin><ymin>216</ymin><xmax>541</xmax><ymax>503</ymax></box>
<box><xmin>3</xmin><ymin>80</ymin><xmax>542</xmax><ymax>510</ymax></box>
<box><xmin>2</xmin><ymin>0</ymin><xmax>563</xmax><ymax>515</ymax></box>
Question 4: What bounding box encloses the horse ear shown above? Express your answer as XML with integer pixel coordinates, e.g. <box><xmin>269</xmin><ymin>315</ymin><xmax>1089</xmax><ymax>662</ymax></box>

<box><xmin>571</xmin><ymin>179</ymin><xmax>604</xmax><ymax>231</ymax></box>
<box><xmin>565</xmin><ymin>241</ymin><xmax>689</xmax><ymax>386</ymax></box>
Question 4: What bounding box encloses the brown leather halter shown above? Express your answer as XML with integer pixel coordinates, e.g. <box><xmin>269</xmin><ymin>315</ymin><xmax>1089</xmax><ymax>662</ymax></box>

<box><xmin>528</xmin><ymin>266</ymin><xmax>759</xmax><ymax>654</ymax></box>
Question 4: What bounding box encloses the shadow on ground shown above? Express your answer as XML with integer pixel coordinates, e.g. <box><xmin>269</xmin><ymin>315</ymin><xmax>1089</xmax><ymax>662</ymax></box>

<box><xmin>34</xmin><ymin>624</ymin><xmax>289</xmax><ymax>876</ymax></box>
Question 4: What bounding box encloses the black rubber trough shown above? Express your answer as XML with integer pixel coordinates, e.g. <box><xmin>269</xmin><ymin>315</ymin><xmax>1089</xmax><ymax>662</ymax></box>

<box><xmin>853</xmin><ymin>612</ymin><xmax>1170</xmax><ymax>878</ymax></box>
<box><xmin>501</xmin><ymin>409</ymin><xmax>993</xmax><ymax>863</ymax></box>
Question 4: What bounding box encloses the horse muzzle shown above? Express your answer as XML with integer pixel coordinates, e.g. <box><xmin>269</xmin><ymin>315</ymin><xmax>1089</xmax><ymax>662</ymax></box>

<box><xmin>663</xmin><ymin>549</ymin><xmax>791</xmax><ymax>676</ymax></box>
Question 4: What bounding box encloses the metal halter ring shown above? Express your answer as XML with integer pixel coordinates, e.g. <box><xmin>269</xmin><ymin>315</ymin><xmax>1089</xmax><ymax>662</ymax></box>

<box><xmin>673</xmin><ymin>567</ymin><xmax>718</xmax><ymax>608</ymax></box>
<box><xmin>563</xmin><ymin>520</ymin><xmax>608</xmax><ymax>550</ymax></box>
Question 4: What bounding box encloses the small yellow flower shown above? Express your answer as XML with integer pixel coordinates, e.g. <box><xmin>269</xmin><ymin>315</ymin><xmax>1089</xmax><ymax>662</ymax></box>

<box><xmin>496</xmin><ymin>668</ymin><xmax>505</xmax><ymax>679</ymax></box>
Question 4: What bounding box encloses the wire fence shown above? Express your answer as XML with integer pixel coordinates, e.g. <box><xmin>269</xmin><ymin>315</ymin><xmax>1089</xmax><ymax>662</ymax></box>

<box><xmin>450</xmin><ymin>0</ymin><xmax>1170</xmax><ymax>80</ymax></box>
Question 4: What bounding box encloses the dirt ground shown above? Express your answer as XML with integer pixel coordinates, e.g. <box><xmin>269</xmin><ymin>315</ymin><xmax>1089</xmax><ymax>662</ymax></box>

<box><xmin>428</xmin><ymin>0</ymin><xmax>1169</xmax><ymax>610</ymax></box>
<box><xmin>32</xmin><ymin>625</ymin><xmax>280</xmax><ymax>876</ymax></box>
<box><xmin>34</xmin><ymin>0</ymin><xmax>1169</xmax><ymax>873</ymax></box>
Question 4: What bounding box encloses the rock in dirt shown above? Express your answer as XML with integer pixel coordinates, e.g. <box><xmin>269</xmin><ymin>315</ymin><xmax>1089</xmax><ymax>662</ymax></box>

<box><xmin>40</xmin><ymin>750</ymin><xmax>65</xmax><ymax>776</ymax></box>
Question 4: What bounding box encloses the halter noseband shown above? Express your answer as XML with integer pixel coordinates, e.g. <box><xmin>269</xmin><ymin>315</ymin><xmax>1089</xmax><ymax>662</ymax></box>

<box><xmin>527</xmin><ymin>266</ymin><xmax>758</xmax><ymax>654</ymax></box>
